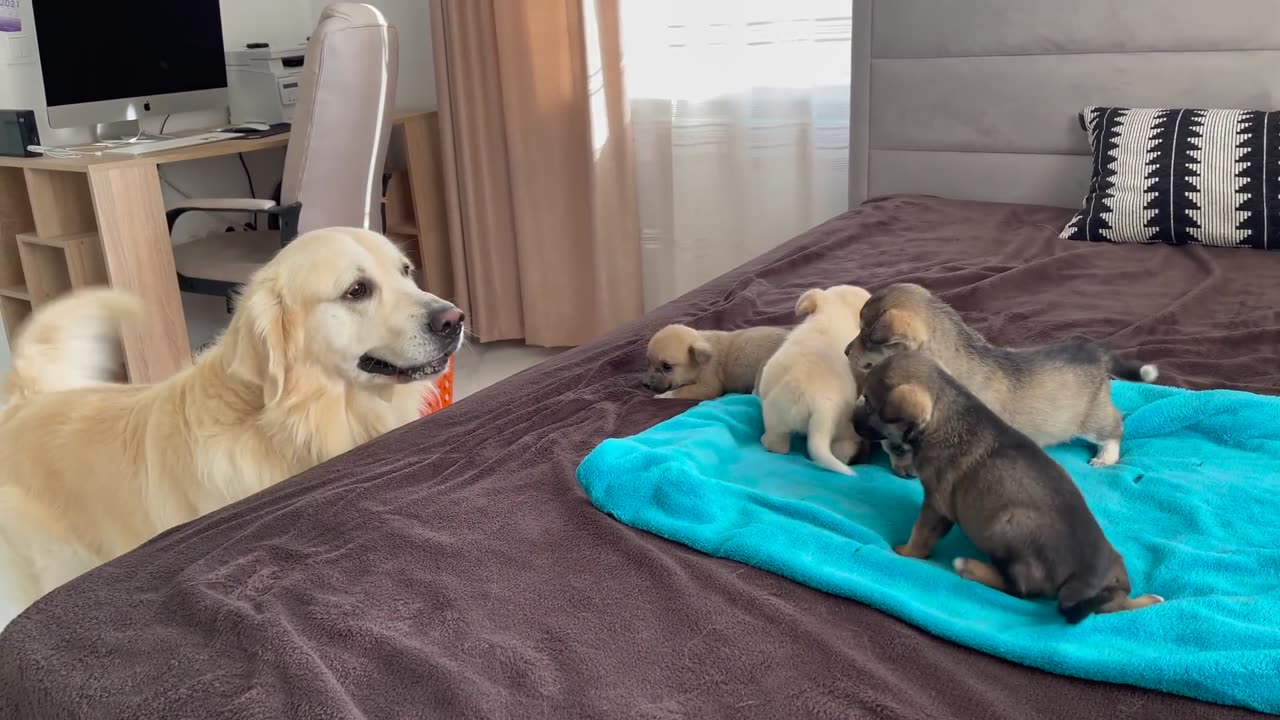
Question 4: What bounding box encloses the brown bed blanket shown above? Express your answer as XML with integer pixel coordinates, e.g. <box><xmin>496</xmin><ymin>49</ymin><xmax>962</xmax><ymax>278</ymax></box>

<box><xmin>2</xmin><ymin>195</ymin><xmax>1277</xmax><ymax>719</ymax></box>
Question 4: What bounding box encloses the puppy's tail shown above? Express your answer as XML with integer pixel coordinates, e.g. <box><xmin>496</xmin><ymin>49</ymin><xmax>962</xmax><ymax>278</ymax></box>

<box><xmin>3</xmin><ymin>288</ymin><xmax>143</xmax><ymax>404</ymax></box>
<box><xmin>806</xmin><ymin>407</ymin><xmax>855</xmax><ymax>476</ymax></box>
<box><xmin>1107</xmin><ymin>354</ymin><xmax>1159</xmax><ymax>384</ymax></box>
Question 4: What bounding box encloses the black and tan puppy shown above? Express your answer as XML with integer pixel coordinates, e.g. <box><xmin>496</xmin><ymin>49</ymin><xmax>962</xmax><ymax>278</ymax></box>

<box><xmin>847</xmin><ymin>283</ymin><xmax>1158</xmax><ymax>475</ymax></box>
<box><xmin>644</xmin><ymin>324</ymin><xmax>789</xmax><ymax>400</ymax></box>
<box><xmin>853</xmin><ymin>352</ymin><xmax>1164</xmax><ymax>623</ymax></box>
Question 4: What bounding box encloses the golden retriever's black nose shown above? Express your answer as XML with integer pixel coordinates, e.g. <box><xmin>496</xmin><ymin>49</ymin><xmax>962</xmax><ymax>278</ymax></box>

<box><xmin>428</xmin><ymin>306</ymin><xmax>465</xmax><ymax>336</ymax></box>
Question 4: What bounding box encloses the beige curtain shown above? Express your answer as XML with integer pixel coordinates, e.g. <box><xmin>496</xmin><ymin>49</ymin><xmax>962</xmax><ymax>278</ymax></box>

<box><xmin>430</xmin><ymin>0</ymin><xmax>642</xmax><ymax>347</ymax></box>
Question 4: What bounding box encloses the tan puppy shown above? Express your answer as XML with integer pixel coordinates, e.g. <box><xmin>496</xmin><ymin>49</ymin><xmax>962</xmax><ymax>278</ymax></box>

<box><xmin>853</xmin><ymin>352</ymin><xmax>1163</xmax><ymax>623</ymax></box>
<box><xmin>757</xmin><ymin>285</ymin><xmax>871</xmax><ymax>475</ymax></box>
<box><xmin>847</xmin><ymin>283</ymin><xmax>1158</xmax><ymax>475</ymax></box>
<box><xmin>644</xmin><ymin>324</ymin><xmax>788</xmax><ymax>400</ymax></box>
<box><xmin>0</xmin><ymin>228</ymin><xmax>463</xmax><ymax>630</ymax></box>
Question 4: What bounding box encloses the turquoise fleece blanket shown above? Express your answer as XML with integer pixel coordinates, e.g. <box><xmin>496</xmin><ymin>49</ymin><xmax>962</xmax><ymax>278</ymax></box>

<box><xmin>578</xmin><ymin>382</ymin><xmax>1280</xmax><ymax>713</ymax></box>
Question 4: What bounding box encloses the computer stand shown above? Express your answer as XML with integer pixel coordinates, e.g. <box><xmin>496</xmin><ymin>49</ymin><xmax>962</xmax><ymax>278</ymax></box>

<box><xmin>94</xmin><ymin>119</ymin><xmax>168</xmax><ymax>143</ymax></box>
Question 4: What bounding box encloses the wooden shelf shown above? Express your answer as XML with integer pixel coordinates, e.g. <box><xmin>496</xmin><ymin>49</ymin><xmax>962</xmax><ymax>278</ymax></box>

<box><xmin>0</xmin><ymin>284</ymin><xmax>30</xmax><ymax>301</ymax></box>
<box><xmin>0</xmin><ymin>294</ymin><xmax>32</xmax><ymax>336</ymax></box>
<box><xmin>12</xmin><ymin>230</ymin><xmax>107</xmax><ymax>306</ymax></box>
<box><xmin>16</xmin><ymin>231</ymin><xmax>99</xmax><ymax>250</ymax></box>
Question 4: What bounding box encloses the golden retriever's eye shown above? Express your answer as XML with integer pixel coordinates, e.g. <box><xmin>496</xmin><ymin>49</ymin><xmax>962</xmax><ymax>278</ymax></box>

<box><xmin>345</xmin><ymin>281</ymin><xmax>372</xmax><ymax>301</ymax></box>
<box><xmin>660</xmin><ymin>362</ymin><xmax>673</xmax><ymax>372</ymax></box>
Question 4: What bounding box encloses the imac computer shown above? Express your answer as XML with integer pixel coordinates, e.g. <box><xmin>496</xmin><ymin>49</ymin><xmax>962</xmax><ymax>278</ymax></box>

<box><xmin>30</xmin><ymin>0</ymin><xmax>229</xmax><ymax>140</ymax></box>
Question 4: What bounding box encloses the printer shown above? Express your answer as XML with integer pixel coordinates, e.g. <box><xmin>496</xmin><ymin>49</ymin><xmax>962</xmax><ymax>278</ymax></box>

<box><xmin>225</xmin><ymin>42</ymin><xmax>308</xmax><ymax>125</ymax></box>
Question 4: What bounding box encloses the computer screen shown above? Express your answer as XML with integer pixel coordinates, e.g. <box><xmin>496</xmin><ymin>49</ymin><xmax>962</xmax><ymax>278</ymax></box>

<box><xmin>32</xmin><ymin>0</ymin><xmax>227</xmax><ymax>109</ymax></box>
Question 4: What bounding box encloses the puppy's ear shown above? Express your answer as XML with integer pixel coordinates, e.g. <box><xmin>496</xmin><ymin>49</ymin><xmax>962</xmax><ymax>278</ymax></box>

<box><xmin>226</xmin><ymin>275</ymin><xmax>301</xmax><ymax>407</ymax></box>
<box><xmin>795</xmin><ymin>289</ymin><xmax>823</xmax><ymax>318</ymax></box>
<box><xmin>886</xmin><ymin>383</ymin><xmax>934</xmax><ymax>428</ymax></box>
<box><xmin>689</xmin><ymin>337</ymin><xmax>714</xmax><ymax>365</ymax></box>
<box><xmin>878</xmin><ymin>308</ymin><xmax>926</xmax><ymax>349</ymax></box>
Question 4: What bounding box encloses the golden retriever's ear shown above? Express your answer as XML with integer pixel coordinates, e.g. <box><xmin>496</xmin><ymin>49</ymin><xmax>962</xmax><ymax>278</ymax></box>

<box><xmin>886</xmin><ymin>383</ymin><xmax>933</xmax><ymax>427</ymax></box>
<box><xmin>689</xmin><ymin>337</ymin><xmax>713</xmax><ymax>365</ymax></box>
<box><xmin>227</xmin><ymin>277</ymin><xmax>300</xmax><ymax>406</ymax></box>
<box><xmin>878</xmin><ymin>308</ymin><xmax>926</xmax><ymax>349</ymax></box>
<box><xmin>795</xmin><ymin>289</ymin><xmax>823</xmax><ymax>318</ymax></box>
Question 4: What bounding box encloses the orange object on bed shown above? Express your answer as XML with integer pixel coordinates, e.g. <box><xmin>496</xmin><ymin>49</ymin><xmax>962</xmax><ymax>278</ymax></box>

<box><xmin>420</xmin><ymin>357</ymin><xmax>455</xmax><ymax>416</ymax></box>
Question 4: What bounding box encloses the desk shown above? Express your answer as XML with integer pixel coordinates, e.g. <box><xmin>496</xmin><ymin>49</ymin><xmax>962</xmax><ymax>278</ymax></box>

<box><xmin>0</xmin><ymin>110</ymin><xmax>449</xmax><ymax>383</ymax></box>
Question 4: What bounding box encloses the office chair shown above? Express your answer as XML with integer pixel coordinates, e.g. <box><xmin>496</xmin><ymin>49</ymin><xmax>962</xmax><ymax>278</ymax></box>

<box><xmin>170</xmin><ymin>2</ymin><xmax>399</xmax><ymax>307</ymax></box>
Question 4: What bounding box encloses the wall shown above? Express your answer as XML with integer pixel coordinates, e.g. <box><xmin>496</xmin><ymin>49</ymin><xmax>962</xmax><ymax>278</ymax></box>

<box><xmin>0</xmin><ymin>0</ymin><xmax>439</xmax><ymax>371</ymax></box>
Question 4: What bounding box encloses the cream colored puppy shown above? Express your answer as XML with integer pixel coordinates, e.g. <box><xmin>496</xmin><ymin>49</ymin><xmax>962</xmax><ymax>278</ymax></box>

<box><xmin>756</xmin><ymin>285</ymin><xmax>871</xmax><ymax>475</ymax></box>
<box><xmin>0</xmin><ymin>227</ymin><xmax>463</xmax><ymax>630</ymax></box>
<box><xmin>644</xmin><ymin>324</ymin><xmax>788</xmax><ymax>400</ymax></box>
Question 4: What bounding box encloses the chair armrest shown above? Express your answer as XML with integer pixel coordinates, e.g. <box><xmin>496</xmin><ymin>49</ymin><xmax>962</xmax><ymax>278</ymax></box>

<box><xmin>169</xmin><ymin>198</ymin><xmax>279</xmax><ymax>212</ymax></box>
<box><xmin>167</xmin><ymin>200</ymin><xmax>304</xmax><ymax>244</ymax></box>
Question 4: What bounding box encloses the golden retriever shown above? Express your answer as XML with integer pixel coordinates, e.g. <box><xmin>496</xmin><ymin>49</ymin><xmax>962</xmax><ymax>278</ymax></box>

<box><xmin>0</xmin><ymin>227</ymin><xmax>463</xmax><ymax>629</ymax></box>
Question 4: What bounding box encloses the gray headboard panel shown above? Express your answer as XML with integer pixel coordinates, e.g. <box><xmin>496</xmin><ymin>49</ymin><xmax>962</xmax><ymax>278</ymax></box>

<box><xmin>850</xmin><ymin>0</ymin><xmax>1280</xmax><ymax>209</ymax></box>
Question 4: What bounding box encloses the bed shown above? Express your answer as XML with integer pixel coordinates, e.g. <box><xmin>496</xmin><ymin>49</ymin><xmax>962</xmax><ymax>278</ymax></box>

<box><xmin>3</xmin><ymin>2</ymin><xmax>1279</xmax><ymax>718</ymax></box>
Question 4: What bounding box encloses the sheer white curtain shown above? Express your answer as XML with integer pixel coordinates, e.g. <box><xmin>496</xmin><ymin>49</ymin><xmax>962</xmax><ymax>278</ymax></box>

<box><xmin>621</xmin><ymin>0</ymin><xmax>853</xmax><ymax>309</ymax></box>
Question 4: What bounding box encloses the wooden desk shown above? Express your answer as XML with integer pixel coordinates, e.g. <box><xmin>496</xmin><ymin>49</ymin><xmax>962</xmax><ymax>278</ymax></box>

<box><xmin>0</xmin><ymin>110</ymin><xmax>450</xmax><ymax>383</ymax></box>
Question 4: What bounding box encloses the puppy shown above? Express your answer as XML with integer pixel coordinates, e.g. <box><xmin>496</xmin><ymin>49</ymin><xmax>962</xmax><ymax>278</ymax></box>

<box><xmin>757</xmin><ymin>285</ymin><xmax>871</xmax><ymax>475</ymax></box>
<box><xmin>644</xmin><ymin>324</ymin><xmax>788</xmax><ymax>400</ymax></box>
<box><xmin>853</xmin><ymin>352</ymin><xmax>1164</xmax><ymax>623</ymax></box>
<box><xmin>847</xmin><ymin>283</ymin><xmax>1158</xmax><ymax>475</ymax></box>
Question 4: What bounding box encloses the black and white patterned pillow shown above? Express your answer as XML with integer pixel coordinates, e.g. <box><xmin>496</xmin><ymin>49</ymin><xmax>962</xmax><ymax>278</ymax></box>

<box><xmin>1061</xmin><ymin>106</ymin><xmax>1280</xmax><ymax>250</ymax></box>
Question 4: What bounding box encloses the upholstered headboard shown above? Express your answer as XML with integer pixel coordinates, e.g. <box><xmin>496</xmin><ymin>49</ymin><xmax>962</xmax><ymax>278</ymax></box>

<box><xmin>849</xmin><ymin>0</ymin><xmax>1280</xmax><ymax>209</ymax></box>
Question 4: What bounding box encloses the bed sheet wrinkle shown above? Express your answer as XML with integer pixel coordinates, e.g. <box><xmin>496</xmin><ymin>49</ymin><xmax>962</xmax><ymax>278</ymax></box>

<box><xmin>1100</xmin><ymin>262</ymin><xmax>1221</xmax><ymax>343</ymax></box>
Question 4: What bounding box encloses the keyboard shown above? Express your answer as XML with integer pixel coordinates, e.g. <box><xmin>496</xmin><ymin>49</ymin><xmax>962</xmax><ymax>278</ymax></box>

<box><xmin>103</xmin><ymin>132</ymin><xmax>241</xmax><ymax>155</ymax></box>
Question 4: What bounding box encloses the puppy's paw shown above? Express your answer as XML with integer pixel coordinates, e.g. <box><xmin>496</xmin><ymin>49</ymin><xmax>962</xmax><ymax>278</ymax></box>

<box><xmin>832</xmin><ymin>437</ymin><xmax>860</xmax><ymax>464</ymax></box>
<box><xmin>952</xmin><ymin>557</ymin><xmax>1008</xmax><ymax>592</ymax></box>
<box><xmin>850</xmin><ymin>440</ymin><xmax>873</xmax><ymax>466</ymax></box>
<box><xmin>761</xmin><ymin>432</ymin><xmax>791</xmax><ymax>455</ymax></box>
<box><xmin>1090</xmin><ymin>440</ymin><xmax>1121</xmax><ymax>467</ymax></box>
<box><xmin>891</xmin><ymin>464</ymin><xmax>919</xmax><ymax>479</ymax></box>
<box><xmin>952</xmin><ymin>557</ymin><xmax>982</xmax><ymax>580</ymax></box>
<box><xmin>654</xmin><ymin>391</ymin><xmax>675</xmax><ymax>399</ymax></box>
<box><xmin>894</xmin><ymin>543</ymin><xmax>927</xmax><ymax>559</ymax></box>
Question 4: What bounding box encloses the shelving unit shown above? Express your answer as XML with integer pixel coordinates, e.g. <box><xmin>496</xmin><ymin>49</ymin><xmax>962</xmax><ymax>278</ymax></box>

<box><xmin>0</xmin><ymin>167</ymin><xmax>110</xmax><ymax>349</ymax></box>
<box><xmin>386</xmin><ymin>112</ymin><xmax>453</xmax><ymax>301</ymax></box>
<box><xmin>384</xmin><ymin>169</ymin><xmax>421</xmax><ymax>264</ymax></box>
